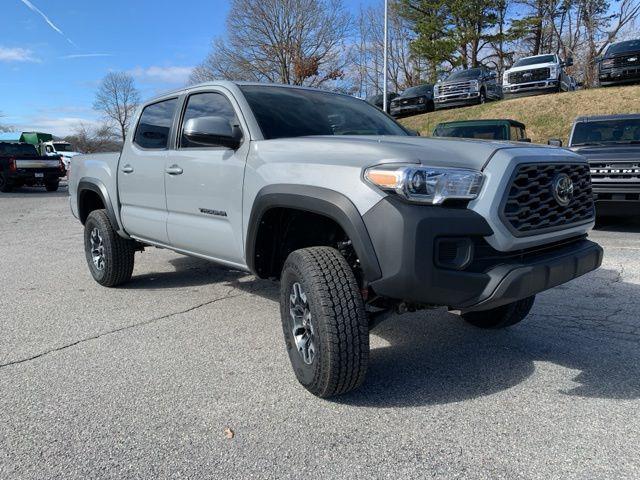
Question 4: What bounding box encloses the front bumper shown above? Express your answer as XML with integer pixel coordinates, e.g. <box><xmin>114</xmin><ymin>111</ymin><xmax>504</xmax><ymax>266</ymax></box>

<box><xmin>434</xmin><ymin>91</ymin><xmax>479</xmax><ymax>109</ymax></box>
<box><xmin>592</xmin><ymin>184</ymin><xmax>640</xmax><ymax>215</ymax></box>
<box><xmin>8</xmin><ymin>170</ymin><xmax>65</xmax><ymax>185</ymax></box>
<box><xmin>363</xmin><ymin>196</ymin><xmax>602</xmax><ymax>311</ymax></box>
<box><xmin>390</xmin><ymin>103</ymin><xmax>429</xmax><ymax>117</ymax></box>
<box><xmin>599</xmin><ymin>66</ymin><xmax>640</xmax><ymax>85</ymax></box>
<box><xmin>503</xmin><ymin>80</ymin><xmax>558</xmax><ymax>97</ymax></box>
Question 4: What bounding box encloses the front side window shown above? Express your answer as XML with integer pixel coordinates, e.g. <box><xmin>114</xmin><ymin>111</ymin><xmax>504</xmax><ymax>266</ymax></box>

<box><xmin>240</xmin><ymin>86</ymin><xmax>408</xmax><ymax>140</ymax></box>
<box><xmin>180</xmin><ymin>92</ymin><xmax>239</xmax><ymax>148</ymax></box>
<box><xmin>134</xmin><ymin>98</ymin><xmax>178</xmax><ymax>149</ymax></box>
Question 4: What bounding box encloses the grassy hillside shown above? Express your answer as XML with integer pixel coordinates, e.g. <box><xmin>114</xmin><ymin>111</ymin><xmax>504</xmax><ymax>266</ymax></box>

<box><xmin>400</xmin><ymin>84</ymin><xmax>640</xmax><ymax>144</ymax></box>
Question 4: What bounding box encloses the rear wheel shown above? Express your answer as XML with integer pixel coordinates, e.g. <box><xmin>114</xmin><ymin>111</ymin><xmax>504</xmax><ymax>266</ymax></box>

<box><xmin>462</xmin><ymin>296</ymin><xmax>535</xmax><ymax>329</ymax></box>
<box><xmin>84</xmin><ymin>209</ymin><xmax>136</xmax><ymax>287</ymax></box>
<box><xmin>45</xmin><ymin>180</ymin><xmax>59</xmax><ymax>192</ymax></box>
<box><xmin>280</xmin><ymin>247</ymin><xmax>369</xmax><ymax>397</ymax></box>
<box><xmin>0</xmin><ymin>174</ymin><xmax>12</xmax><ymax>193</ymax></box>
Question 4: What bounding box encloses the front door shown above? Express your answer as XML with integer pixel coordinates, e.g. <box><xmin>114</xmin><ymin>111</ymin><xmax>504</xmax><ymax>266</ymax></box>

<box><xmin>118</xmin><ymin>97</ymin><xmax>179</xmax><ymax>244</ymax></box>
<box><xmin>164</xmin><ymin>90</ymin><xmax>248</xmax><ymax>266</ymax></box>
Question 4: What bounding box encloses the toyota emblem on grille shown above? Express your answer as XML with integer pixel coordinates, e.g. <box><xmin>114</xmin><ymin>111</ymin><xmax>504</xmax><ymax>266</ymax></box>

<box><xmin>552</xmin><ymin>173</ymin><xmax>574</xmax><ymax>206</ymax></box>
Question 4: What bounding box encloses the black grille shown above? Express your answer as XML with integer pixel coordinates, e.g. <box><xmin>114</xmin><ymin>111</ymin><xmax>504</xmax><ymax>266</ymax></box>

<box><xmin>508</xmin><ymin>67</ymin><xmax>550</xmax><ymax>84</ymax></box>
<box><xmin>612</xmin><ymin>53</ymin><xmax>640</xmax><ymax>68</ymax></box>
<box><xmin>501</xmin><ymin>163</ymin><xmax>594</xmax><ymax>236</ymax></box>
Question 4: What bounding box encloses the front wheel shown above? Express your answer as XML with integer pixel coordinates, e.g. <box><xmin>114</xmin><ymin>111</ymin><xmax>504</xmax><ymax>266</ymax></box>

<box><xmin>84</xmin><ymin>209</ymin><xmax>136</xmax><ymax>287</ymax></box>
<box><xmin>462</xmin><ymin>296</ymin><xmax>535</xmax><ymax>329</ymax></box>
<box><xmin>280</xmin><ymin>247</ymin><xmax>369</xmax><ymax>397</ymax></box>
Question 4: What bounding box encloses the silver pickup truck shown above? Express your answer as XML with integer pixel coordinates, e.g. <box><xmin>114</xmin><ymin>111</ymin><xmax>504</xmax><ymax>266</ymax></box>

<box><xmin>69</xmin><ymin>81</ymin><xmax>603</xmax><ymax>397</ymax></box>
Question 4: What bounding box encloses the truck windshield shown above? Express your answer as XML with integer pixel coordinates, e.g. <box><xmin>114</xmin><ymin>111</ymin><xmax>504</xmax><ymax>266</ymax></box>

<box><xmin>445</xmin><ymin>68</ymin><xmax>482</xmax><ymax>80</ymax></box>
<box><xmin>513</xmin><ymin>55</ymin><xmax>555</xmax><ymax>67</ymax></box>
<box><xmin>239</xmin><ymin>86</ymin><xmax>408</xmax><ymax>140</ymax></box>
<box><xmin>53</xmin><ymin>143</ymin><xmax>73</xmax><ymax>152</ymax></box>
<box><xmin>605</xmin><ymin>40</ymin><xmax>640</xmax><ymax>56</ymax></box>
<box><xmin>433</xmin><ymin>124</ymin><xmax>506</xmax><ymax>140</ymax></box>
<box><xmin>400</xmin><ymin>85</ymin><xmax>431</xmax><ymax>96</ymax></box>
<box><xmin>571</xmin><ymin>118</ymin><xmax>640</xmax><ymax>146</ymax></box>
<box><xmin>0</xmin><ymin>143</ymin><xmax>39</xmax><ymax>157</ymax></box>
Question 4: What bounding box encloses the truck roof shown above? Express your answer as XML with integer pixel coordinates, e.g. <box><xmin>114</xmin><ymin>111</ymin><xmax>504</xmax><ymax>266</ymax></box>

<box><xmin>574</xmin><ymin>113</ymin><xmax>640</xmax><ymax>123</ymax></box>
<box><xmin>144</xmin><ymin>81</ymin><xmax>357</xmax><ymax>104</ymax></box>
<box><xmin>436</xmin><ymin>119</ymin><xmax>526</xmax><ymax>129</ymax></box>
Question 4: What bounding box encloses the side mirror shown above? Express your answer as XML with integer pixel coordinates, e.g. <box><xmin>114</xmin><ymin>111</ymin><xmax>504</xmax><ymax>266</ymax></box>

<box><xmin>183</xmin><ymin>116</ymin><xmax>242</xmax><ymax>149</ymax></box>
<box><xmin>521</xmin><ymin>137</ymin><xmax>532</xmax><ymax>143</ymax></box>
<box><xmin>565</xmin><ymin>57</ymin><xmax>574</xmax><ymax>67</ymax></box>
<box><xmin>489</xmin><ymin>71</ymin><xmax>497</xmax><ymax>79</ymax></box>
<box><xmin>407</xmin><ymin>129</ymin><xmax>420</xmax><ymax>136</ymax></box>
<box><xmin>548</xmin><ymin>138</ymin><xmax>563</xmax><ymax>147</ymax></box>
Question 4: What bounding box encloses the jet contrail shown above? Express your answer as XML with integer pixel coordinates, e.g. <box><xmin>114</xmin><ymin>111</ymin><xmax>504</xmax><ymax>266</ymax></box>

<box><xmin>19</xmin><ymin>0</ymin><xmax>78</xmax><ymax>47</ymax></box>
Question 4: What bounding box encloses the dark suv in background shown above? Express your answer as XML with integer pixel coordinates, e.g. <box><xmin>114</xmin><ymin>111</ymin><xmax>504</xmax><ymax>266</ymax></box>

<box><xmin>389</xmin><ymin>84</ymin><xmax>434</xmax><ymax>117</ymax></box>
<box><xmin>366</xmin><ymin>92</ymin><xmax>398</xmax><ymax>112</ymax></box>
<box><xmin>433</xmin><ymin>67</ymin><xmax>501</xmax><ymax>109</ymax></box>
<box><xmin>567</xmin><ymin>114</ymin><xmax>640</xmax><ymax>216</ymax></box>
<box><xmin>598</xmin><ymin>39</ymin><xmax>640</xmax><ymax>86</ymax></box>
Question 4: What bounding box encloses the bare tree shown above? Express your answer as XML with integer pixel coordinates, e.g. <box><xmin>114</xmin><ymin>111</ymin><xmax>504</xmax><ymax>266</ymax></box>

<box><xmin>190</xmin><ymin>0</ymin><xmax>352</xmax><ymax>88</ymax></box>
<box><xmin>64</xmin><ymin>123</ymin><xmax>122</xmax><ymax>153</ymax></box>
<box><xmin>93</xmin><ymin>72</ymin><xmax>140</xmax><ymax>140</ymax></box>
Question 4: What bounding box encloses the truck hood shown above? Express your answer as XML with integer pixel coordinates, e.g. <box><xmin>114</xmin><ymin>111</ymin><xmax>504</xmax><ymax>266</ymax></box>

<box><xmin>570</xmin><ymin>144</ymin><xmax>640</xmax><ymax>162</ymax></box>
<box><xmin>254</xmin><ymin>135</ymin><xmax>553</xmax><ymax>171</ymax></box>
<box><xmin>506</xmin><ymin>61</ymin><xmax>556</xmax><ymax>74</ymax></box>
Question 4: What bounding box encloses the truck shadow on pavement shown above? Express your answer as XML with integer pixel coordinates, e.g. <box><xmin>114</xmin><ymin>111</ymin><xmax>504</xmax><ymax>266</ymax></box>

<box><xmin>1</xmin><ymin>184</ymin><xmax>69</xmax><ymax>198</ymax></box>
<box><xmin>122</xmin><ymin>256</ymin><xmax>640</xmax><ymax>408</ymax></box>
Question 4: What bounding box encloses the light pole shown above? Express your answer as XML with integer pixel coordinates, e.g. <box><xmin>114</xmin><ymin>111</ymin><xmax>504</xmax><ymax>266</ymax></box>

<box><xmin>382</xmin><ymin>0</ymin><xmax>388</xmax><ymax>113</ymax></box>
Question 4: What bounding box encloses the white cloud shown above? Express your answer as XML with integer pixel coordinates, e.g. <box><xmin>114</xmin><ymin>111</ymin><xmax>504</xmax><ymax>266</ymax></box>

<box><xmin>18</xmin><ymin>0</ymin><xmax>77</xmax><ymax>47</ymax></box>
<box><xmin>12</xmin><ymin>116</ymin><xmax>100</xmax><ymax>137</ymax></box>
<box><xmin>0</xmin><ymin>46</ymin><xmax>38</xmax><ymax>62</ymax></box>
<box><xmin>129</xmin><ymin>66</ymin><xmax>193</xmax><ymax>85</ymax></box>
<box><xmin>62</xmin><ymin>53</ymin><xmax>113</xmax><ymax>59</ymax></box>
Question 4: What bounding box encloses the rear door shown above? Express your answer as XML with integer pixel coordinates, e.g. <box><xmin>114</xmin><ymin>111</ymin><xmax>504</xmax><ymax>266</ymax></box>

<box><xmin>164</xmin><ymin>89</ymin><xmax>249</xmax><ymax>266</ymax></box>
<box><xmin>118</xmin><ymin>97</ymin><xmax>179</xmax><ymax>244</ymax></box>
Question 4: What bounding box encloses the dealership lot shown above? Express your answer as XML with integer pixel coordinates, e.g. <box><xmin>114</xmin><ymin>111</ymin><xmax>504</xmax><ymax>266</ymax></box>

<box><xmin>1</xmin><ymin>187</ymin><xmax>639</xmax><ymax>479</ymax></box>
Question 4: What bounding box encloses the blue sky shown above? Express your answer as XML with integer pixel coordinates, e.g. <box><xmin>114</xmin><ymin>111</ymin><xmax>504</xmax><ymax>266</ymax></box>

<box><xmin>1</xmin><ymin>0</ymin><xmax>375</xmax><ymax>136</ymax></box>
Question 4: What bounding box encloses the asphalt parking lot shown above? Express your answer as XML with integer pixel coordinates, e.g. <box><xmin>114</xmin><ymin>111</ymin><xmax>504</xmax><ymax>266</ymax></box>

<box><xmin>1</xmin><ymin>185</ymin><xmax>639</xmax><ymax>479</ymax></box>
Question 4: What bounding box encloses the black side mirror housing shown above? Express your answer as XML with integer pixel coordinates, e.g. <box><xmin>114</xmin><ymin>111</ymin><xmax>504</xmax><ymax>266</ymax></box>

<box><xmin>548</xmin><ymin>138</ymin><xmax>563</xmax><ymax>147</ymax></box>
<box><xmin>183</xmin><ymin>116</ymin><xmax>242</xmax><ymax>149</ymax></box>
<box><xmin>565</xmin><ymin>57</ymin><xmax>574</xmax><ymax>67</ymax></box>
<box><xmin>521</xmin><ymin>137</ymin><xmax>532</xmax><ymax>143</ymax></box>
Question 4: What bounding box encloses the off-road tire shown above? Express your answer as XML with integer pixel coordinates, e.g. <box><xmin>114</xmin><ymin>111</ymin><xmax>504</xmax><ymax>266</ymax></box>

<box><xmin>280</xmin><ymin>247</ymin><xmax>369</xmax><ymax>398</ymax></box>
<box><xmin>84</xmin><ymin>209</ymin><xmax>136</xmax><ymax>287</ymax></box>
<box><xmin>0</xmin><ymin>174</ymin><xmax>12</xmax><ymax>193</ymax></box>
<box><xmin>462</xmin><ymin>295</ymin><xmax>536</xmax><ymax>329</ymax></box>
<box><xmin>478</xmin><ymin>89</ymin><xmax>487</xmax><ymax>104</ymax></box>
<box><xmin>45</xmin><ymin>181</ymin><xmax>59</xmax><ymax>192</ymax></box>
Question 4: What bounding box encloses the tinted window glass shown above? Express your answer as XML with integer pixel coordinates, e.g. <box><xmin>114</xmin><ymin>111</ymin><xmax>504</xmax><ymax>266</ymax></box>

<box><xmin>571</xmin><ymin>118</ymin><xmax>640</xmax><ymax>145</ymax></box>
<box><xmin>400</xmin><ymin>85</ymin><xmax>432</xmax><ymax>96</ymax></box>
<box><xmin>606</xmin><ymin>40</ymin><xmax>640</xmax><ymax>56</ymax></box>
<box><xmin>0</xmin><ymin>143</ymin><xmax>39</xmax><ymax>156</ymax></box>
<box><xmin>446</xmin><ymin>68</ymin><xmax>482</xmax><ymax>80</ymax></box>
<box><xmin>134</xmin><ymin>98</ymin><xmax>178</xmax><ymax>149</ymax></box>
<box><xmin>513</xmin><ymin>55</ymin><xmax>555</xmax><ymax>67</ymax></box>
<box><xmin>433</xmin><ymin>124</ymin><xmax>507</xmax><ymax>140</ymax></box>
<box><xmin>240</xmin><ymin>86</ymin><xmax>407</xmax><ymax>140</ymax></box>
<box><xmin>180</xmin><ymin>92</ymin><xmax>239</xmax><ymax>148</ymax></box>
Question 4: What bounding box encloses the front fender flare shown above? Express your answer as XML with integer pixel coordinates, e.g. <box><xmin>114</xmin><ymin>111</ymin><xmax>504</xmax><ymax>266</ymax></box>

<box><xmin>246</xmin><ymin>185</ymin><xmax>382</xmax><ymax>282</ymax></box>
<box><xmin>78</xmin><ymin>178</ymin><xmax>127</xmax><ymax>237</ymax></box>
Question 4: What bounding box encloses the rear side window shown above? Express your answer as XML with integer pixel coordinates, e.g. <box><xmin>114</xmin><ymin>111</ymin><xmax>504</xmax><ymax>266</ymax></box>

<box><xmin>180</xmin><ymin>92</ymin><xmax>239</xmax><ymax>148</ymax></box>
<box><xmin>134</xmin><ymin>98</ymin><xmax>178</xmax><ymax>149</ymax></box>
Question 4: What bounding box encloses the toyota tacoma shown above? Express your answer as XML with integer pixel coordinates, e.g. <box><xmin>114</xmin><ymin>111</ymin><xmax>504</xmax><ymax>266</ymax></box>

<box><xmin>69</xmin><ymin>82</ymin><xmax>603</xmax><ymax>398</ymax></box>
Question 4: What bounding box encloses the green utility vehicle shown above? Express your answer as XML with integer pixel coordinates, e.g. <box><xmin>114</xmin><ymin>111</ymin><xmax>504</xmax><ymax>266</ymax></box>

<box><xmin>432</xmin><ymin>119</ymin><xmax>531</xmax><ymax>142</ymax></box>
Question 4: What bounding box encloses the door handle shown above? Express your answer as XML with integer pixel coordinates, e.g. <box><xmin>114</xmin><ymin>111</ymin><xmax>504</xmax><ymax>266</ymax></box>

<box><xmin>165</xmin><ymin>165</ymin><xmax>183</xmax><ymax>175</ymax></box>
<box><xmin>121</xmin><ymin>164</ymin><xmax>134</xmax><ymax>174</ymax></box>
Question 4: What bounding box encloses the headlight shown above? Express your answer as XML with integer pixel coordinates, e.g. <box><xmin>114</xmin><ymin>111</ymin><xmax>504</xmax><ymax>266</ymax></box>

<box><xmin>602</xmin><ymin>59</ymin><xmax>614</xmax><ymax>68</ymax></box>
<box><xmin>433</xmin><ymin>86</ymin><xmax>439</xmax><ymax>95</ymax></box>
<box><xmin>469</xmin><ymin>80</ymin><xmax>479</xmax><ymax>91</ymax></box>
<box><xmin>417</xmin><ymin>97</ymin><xmax>425</xmax><ymax>104</ymax></box>
<box><xmin>549</xmin><ymin>66</ymin><xmax>558</xmax><ymax>78</ymax></box>
<box><xmin>364</xmin><ymin>164</ymin><xmax>484</xmax><ymax>205</ymax></box>
<box><xmin>503</xmin><ymin>73</ymin><xmax>509</xmax><ymax>84</ymax></box>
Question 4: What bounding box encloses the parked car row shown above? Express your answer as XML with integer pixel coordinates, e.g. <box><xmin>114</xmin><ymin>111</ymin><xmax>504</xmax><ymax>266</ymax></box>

<box><xmin>0</xmin><ymin>141</ymin><xmax>66</xmax><ymax>192</ymax></box>
<box><xmin>366</xmin><ymin>38</ymin><xmax>640</xmax><ymax>118</ymax></box>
